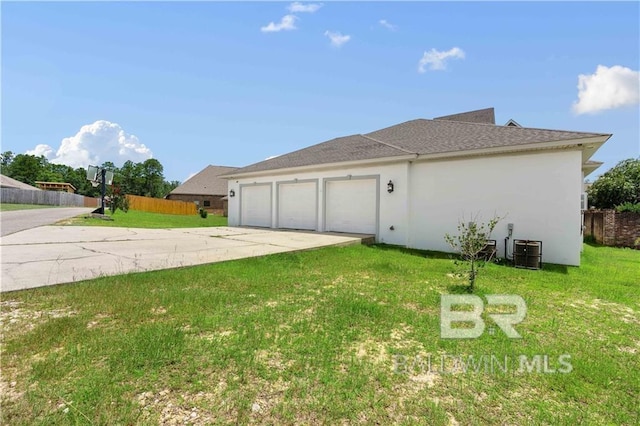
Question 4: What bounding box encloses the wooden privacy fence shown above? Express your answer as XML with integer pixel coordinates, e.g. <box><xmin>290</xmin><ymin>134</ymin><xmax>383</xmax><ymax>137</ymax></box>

<box><xmin>126</xmin><ymin>194</ymin><xmax>197</xmax><ymax>215</ymax></box>
<box><xmin>1</xmin><ymin>188</ymin><xmax>99</xmax><ymax>208</ymax></box>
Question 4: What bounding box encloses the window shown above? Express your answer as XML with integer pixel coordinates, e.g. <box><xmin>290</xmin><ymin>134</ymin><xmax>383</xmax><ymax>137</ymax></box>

<box><xmin>203</xmin><ymin>200</ymin><xmax>211</xmax><ymax>207</ymax></box>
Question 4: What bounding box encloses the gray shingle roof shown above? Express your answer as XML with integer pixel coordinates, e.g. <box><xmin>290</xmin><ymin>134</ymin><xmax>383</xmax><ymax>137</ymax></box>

<box><xmin>227</xmin><ymin>135</ymin><xmax>408</xmax><ymax>176</ymax></box>
<box><xmin>434</xmin><ymin>107</ymin><xmax>496</xmax><ymax>124</ymax></box>
<box><xmin>170</xmin><ymin>165</ymin><xmax>237</xmax><ymax>196</ymax></box>
<box><xmin>0</xmin><ymin>174</ymin><xmax>41</xmax><ymax>190</ymax></box>
<box><xmin>226</xmin><ymin>113</ymin><xmax>609</xmax><ymax>177</ymax></box>
<box><xmin>365</xmin><ymin>119</ymin><xmax>606</xmax><ymax>156</ymax></box>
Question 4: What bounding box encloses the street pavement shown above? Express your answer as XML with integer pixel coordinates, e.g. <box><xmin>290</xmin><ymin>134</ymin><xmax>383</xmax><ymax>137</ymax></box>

<box><xmin>0</xmin><ymin>207</ymin><xmax>94</xmax><ymax>237</ymax></box>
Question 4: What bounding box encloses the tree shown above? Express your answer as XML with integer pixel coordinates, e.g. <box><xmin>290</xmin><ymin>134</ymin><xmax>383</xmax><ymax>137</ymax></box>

<box><xmin>588</xmin><ymin>158</ymin><xmax>640</xmax><ymax>209</ymax></box>
<box><xmin>117</xmin><ymin>160</ymin><xmax>143</xmax><ymax>195</ymax></box>
<box><xmin>1</xmin><ymin>152</ymin><xmax>177</xmax><ymax>199</ymax></box>
<box><xmin>6</xmin><ymin>154</ymin><xmax>46</xmax><ymax>186</ymax></box>
<box><xmin>161</xmin><ymin>180</ymin><xmax>181</xmax><ymax>198</ymax></box>
<box><xmin>140</xmin><ymin>158</ymin><xmax>164</xmax><ymax>198</ymax></box>
<box><xmin>37</xmin><ymin>162</ymin><xmax>64</xmax><ymax>183</ymax></box>
<box><xmin>0</xmin><ymin>151</ymin><xmax>14</xmax><ymax>173</ymax></box>
<box><xmin>444</xmin><ymin>214</ymin><xmax>501</xmax><ymax>292</ymax></box>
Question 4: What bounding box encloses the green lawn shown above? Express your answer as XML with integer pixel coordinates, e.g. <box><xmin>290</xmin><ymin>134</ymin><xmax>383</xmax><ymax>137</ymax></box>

<box><xmin>0</xmin><ymin>203</ymin><xmax>59</xmax><ymax>212</ymax></box>
<box><xmin>1</xmin><ymin>244</ymin><xmax>638</xmax><ymax>425</ymax></box>
<box><xmin>62</xmin><ymin>208</ymin><xmax>227</xmax><ymax>228</ymax></box>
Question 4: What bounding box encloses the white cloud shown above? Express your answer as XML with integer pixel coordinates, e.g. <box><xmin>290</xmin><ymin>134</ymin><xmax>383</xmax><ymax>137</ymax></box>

<box><xmin>572</xmin><ymin>65</ymin><xmax>640</xmax><ymax>114</ymax></box>
<box><xmin>418</xmin><ymin>47</ymin><xmax>465</xmax><ymax>72</ymax></box>
<box><xmin>261</xmin><ymin>14</ymin><xmax>297</xmax><ymax>33</ymax></box>
<box><xmin>379</xmin><ymin>19</ymin><xmax>397</xmax><ymax>31</ymax></box>
<box><xmin>324</xmin><ymin>30</ymin><xmax>350</xmax><ymax>47</ymax></box>
<box><xmin>26</xmin><ymin>120</ymin><xmax>152</xmax><ymax>168</ymax></box>
<box><xmin>28</xmin><ymin>144</ymin><xmax>55</xmax><ymax>159</ymax></box>
<box><xmin>287</xmin><ymin>2</ymin><xmax>323</xmax><ymax>13</ymax></box>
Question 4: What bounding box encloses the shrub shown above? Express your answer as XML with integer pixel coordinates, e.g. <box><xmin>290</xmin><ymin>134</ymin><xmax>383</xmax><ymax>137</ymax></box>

<box><xmin>199</xmin><ymin>208</ymin><xmax>208</xmax><ymax>219</ymax></box>
<box><xmin>615</xmin><ymin>202</ymin><xmax>640</xmax><ymax>213</ymax></box>
<box><xmin>444</xmin><ymin>214</ymin><xmax>502</xmax><ymax>292</ymax></box>
<box><xmin>109</xmin><ymin>186</ymin><xmax>129</xmax><ymax>215</ymax></box>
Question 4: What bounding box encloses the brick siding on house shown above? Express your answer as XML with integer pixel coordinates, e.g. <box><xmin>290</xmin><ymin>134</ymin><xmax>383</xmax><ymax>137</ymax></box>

<box><xmin>584</xmin><ymin>210</ymin><xmax>640</xmax><ymax>248</ymax></box>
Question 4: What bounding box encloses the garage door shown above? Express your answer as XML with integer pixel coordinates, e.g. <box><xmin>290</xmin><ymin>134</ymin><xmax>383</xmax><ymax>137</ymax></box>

<box><xmin>278</xmin><ymin>181</ymin><xmax>317</xmax><ymax>230</ymax></box>
<box><xmin>240</xmin><ymin>184</ymin><xmax>272</xmax><ymax>227</ymax></box>
<box><xmin>325</xmin><ymin>178</ymin><xmax>377</xmax><ymax>234</ymax></box>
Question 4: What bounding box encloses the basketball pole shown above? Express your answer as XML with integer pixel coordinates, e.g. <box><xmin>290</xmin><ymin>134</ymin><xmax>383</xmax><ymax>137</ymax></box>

<box><xmin>100</xmin><ymin>168</ymin><xmax>106</xmax><ymax>215</ymax></box>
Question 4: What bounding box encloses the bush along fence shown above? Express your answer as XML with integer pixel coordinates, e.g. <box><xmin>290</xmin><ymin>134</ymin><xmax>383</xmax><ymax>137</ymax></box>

<box><xmin>584</xmin><ymin>210</ymin><xmax>640</xmax><ymax>248</ymax></box>
<box><xmin>125</xmin><ymin>194</ymin><xmax>197</xmax><ymax>215</ymax></box>
<box><xmin>1</xmin><ymin>188</ymin><xmax>99</xmax><ymax>208</ymax></box>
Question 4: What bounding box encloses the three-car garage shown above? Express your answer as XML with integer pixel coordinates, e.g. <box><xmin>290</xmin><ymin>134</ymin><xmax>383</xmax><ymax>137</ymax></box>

<box><xmin>239</xmin><ymin>176</ymin><xmax>379</xmax><ymax>235</ymax></box>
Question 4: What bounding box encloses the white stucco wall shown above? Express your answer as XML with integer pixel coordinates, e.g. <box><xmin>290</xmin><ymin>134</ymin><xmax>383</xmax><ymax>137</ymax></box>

<box><xmin>408</xmin><ymin>150</ymin><xmax>584</xmax><ymax>266</ymax></box>
<box><xmin>227</xmin><ymin>149</ymin><xmax>584</xmax><ymax>266</ymax></box>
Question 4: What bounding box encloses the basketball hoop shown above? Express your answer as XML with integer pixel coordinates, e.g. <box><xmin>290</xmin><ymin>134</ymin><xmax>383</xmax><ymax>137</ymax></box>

<box><xmin>87</xmin><ymin>164</ymin><xmax>114</xmax><ymax>215</ymax></box>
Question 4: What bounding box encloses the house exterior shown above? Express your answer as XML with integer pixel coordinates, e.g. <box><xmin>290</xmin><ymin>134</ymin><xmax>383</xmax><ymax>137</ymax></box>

<box><xmin>0</xmin><ymin>174</ymin><xmax>41</xmax><ymax>190</ymax></box>
<box><xmin>166</xmin><ymin>165</ymin><xmax>236</xmax><ymax>215</ymax></box>
<box><xmin>34</xmin><ymin>181</ymin><xmax>76</xmax><ymax>193</ymax></box>
<box><xmin>222</xmin><ymin>108</ymin><xmax>610</xmax><ymax>266</ymax></box>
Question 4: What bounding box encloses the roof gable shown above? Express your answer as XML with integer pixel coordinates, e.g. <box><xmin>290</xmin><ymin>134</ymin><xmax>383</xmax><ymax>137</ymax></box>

<box><xmin>434</xmin><ymin>107</ymin><xmax>495</xmax><ymax>124</ymax></box>
<box><xmin>504</xmin><ymin>119</ymin><xmax>522</xmax><ymax>127</ymax></box>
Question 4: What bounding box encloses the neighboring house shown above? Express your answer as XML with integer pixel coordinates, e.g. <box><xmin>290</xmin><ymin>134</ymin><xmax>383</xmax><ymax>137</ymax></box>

<box><xmin>222</xmin><ymin>108</ymin><xmax>610</xmax><ymax>266</ymax></box>
<box><xmin>0</xmin><ymin>174</ymin><xmax>41</xmax><ymax>191</ymax></box>
<box><xmin>166</xmin><ymin>165</ymin><xmax>237</xmax><ymax>214</ymax></box>
<box><xmin>35</xmin><ymin>181</ymin><xmax>76</xmax><ymax>193</ymax></box>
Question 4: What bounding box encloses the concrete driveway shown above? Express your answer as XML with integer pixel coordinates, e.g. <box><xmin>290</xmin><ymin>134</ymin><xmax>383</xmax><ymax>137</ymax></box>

<box><xmin>0</xmin><ymin>226</ymin><xmax>367</xmax><ymax>292</ymax></box>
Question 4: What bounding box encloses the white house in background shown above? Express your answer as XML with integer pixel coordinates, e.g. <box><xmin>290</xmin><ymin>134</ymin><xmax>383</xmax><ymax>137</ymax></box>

<box><xmin>221</xmin><ymin>108</ymin><xmax>610</xmax><ymax>266</ymax></box>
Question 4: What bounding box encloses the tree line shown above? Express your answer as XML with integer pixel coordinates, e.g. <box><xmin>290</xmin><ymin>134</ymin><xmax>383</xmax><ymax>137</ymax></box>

<box><xmin>0</xmin><ymin>152</ymin><xmax>180</xmax><ymax>198</ymax></box>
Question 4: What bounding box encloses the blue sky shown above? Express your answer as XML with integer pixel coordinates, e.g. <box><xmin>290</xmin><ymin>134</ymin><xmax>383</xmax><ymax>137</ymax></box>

<box><xmin>2</xmin><ymin>1</ymin><xmax>639</xmax><ymax>182</ymax></box>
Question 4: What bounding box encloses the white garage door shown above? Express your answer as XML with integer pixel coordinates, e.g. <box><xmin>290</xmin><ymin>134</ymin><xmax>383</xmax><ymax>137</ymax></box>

<box><xmin>278</xmin><ymin>181</ymin><xmax>317</xmax><ymax>230</ymax></box>
<box><xmin>240</xmin><ymin>184</ymin><xmax>272</xmax><ymax>227</ymax></box>
<box><xmin>325</xmin><ymin>178</ymin><xmax>377</xmax><ymax>234</ymax></box>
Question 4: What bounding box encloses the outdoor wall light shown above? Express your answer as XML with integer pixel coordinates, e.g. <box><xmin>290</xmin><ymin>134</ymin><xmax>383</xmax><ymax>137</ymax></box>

<box><xmin>387</xmin><ymin>180</ymin><xmax>394</xmax><ymax>193</ymax></box>
<box><xmin>229</xmin><ymin>189</ymin><xmax>235</xmax><ymax>197</ymax></box>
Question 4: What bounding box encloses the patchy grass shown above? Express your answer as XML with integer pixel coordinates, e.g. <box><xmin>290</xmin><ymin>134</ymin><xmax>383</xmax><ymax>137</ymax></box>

<box><xmin>1</xmin><ymin>244</ymin><xmax>638</xmax><ymax>424</ymax></box>
<box><xmin>61</xmin><ymin>209</ymin><xmax>227</xmax><ymax>228</ymax></box>
<box><xmin>0</xmin><ymin>204</ymin><xmax>60</xmax><ymax>212</ymax></box>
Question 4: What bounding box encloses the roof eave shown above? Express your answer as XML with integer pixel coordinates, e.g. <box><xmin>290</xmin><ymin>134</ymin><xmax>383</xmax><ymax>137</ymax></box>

<box><xmin>221</xmin><ymin>134</ymin><xmax>611</xmax><ymax>179</ymax></box>
<box><xmin>582</xmin><ymin>161</ymin><xmax>604</xmax><ymax>177</ymax></box>
<box><xmin>413</xmin><ymin>134</ymin><xmax>611</xmax><ymax>162</ymax></box>
<box><xmin>220</xmin><ymin>154</ymin><xmax>418</xmax><ymax>179</ymax></box>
